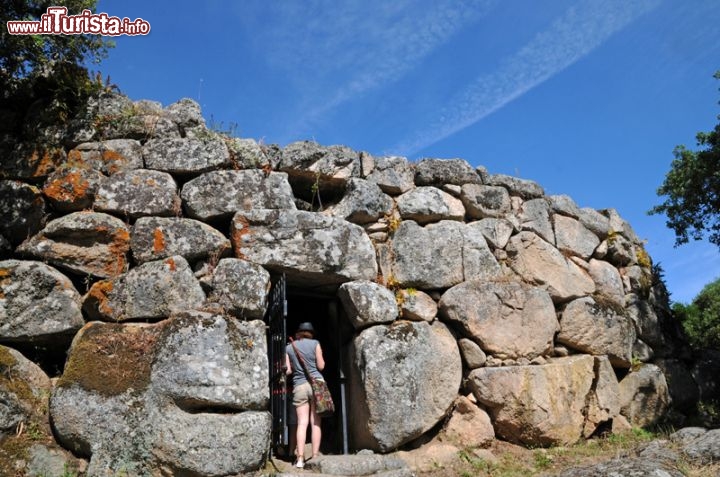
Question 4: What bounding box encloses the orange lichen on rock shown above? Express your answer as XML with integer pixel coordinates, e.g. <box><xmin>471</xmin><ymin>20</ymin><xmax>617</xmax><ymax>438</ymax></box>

<box><xmin>43</xmin><ymin>171</ymin><xmax>91</xmax><ymax>203</ymax></box>
<box><xmin>165</xmin><ymin>257</ymin><xmax>176</xmax><ymax>271</ymax></box>
<box><xmin>231</xmin><ymin>215</ymin><xmax>252</xmax><ymax>260</ymax></box>
<box><xmin>106</xmin><ymin>228</ymin><xmax>130</xmax><ymax>277</ymax></box>
<box><xmin>152</xmin><ymin>228</ymin><xmax>166</xmax><ymax>254</ymax></box>
<box><xmin>29</xmin><ymin>147</ymin><xmax>64</xmax><ymax>177</ymax></box>
<box><xmin>86</xmin><ymin>280</ymin><xmax>115</xmax><ymax>318</ymax></box>
<box><xmin>100</xmin><ymin>149</ymin><xmax>126</xmax><ymax>175</ymax></box>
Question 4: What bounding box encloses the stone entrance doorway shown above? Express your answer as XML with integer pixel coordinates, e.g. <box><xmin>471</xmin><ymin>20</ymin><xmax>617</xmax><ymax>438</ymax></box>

<box><xmin>284</xmin><ymin>287</ymin><xmax>353</xmax><ymax>455</ymax></box>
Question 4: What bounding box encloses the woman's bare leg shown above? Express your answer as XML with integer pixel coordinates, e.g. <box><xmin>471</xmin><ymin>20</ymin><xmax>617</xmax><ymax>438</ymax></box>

<box><xmin>295</xmin><ymin>403</ymin><xmax>310</xmax><ymax>460</ymax></box>
<box><xmin>309</xmin><ymin>402</ymin><xmax>322</xmax><ymax>458</ymax></box>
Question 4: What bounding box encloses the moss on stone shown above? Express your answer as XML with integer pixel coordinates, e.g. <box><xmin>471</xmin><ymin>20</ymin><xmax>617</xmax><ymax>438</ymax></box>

<box><xmin>58</xmin><ymin>323</ymin><xmax>158</xmax><ymax>397</ymax></box>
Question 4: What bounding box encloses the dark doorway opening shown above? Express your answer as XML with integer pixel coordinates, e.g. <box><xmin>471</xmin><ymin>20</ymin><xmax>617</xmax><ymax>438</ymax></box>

<box><xmin>285</xmin><ymin>287</ymin><xmax>354</xmax><ymax>456</ymax></box>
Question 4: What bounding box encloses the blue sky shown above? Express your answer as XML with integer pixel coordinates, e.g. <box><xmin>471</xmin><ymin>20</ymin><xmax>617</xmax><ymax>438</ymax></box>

<box><xmin>94</xmin><ymin>0</ymin><xmax>720</xmax><ymax>303</ymax></box>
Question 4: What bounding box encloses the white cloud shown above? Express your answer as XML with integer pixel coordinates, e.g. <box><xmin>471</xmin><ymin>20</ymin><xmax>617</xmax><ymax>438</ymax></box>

<box><xmin>391</xmin><ymin>0</ymin><xmax>661</xmax><ymax>156</ymax></box>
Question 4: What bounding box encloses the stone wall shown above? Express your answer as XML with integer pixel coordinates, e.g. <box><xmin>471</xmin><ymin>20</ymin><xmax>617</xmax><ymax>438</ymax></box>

<box><xmin>0</xmin><ymin>92</ymin><xmax>699</xmax><ymax>475</ymax></box>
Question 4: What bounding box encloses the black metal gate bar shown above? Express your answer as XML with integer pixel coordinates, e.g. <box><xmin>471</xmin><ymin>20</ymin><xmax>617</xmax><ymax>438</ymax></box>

<box><xmin>266</xmin><ymin>274</ymin><xmax>288</xmax><ymax>451</ymax></box>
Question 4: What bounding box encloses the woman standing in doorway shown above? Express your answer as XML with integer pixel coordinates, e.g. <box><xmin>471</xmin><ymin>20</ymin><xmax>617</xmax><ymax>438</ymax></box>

<box><xmin>285</xmin><ymin>322</ymin><xmax>326</xmax><ymax>469</ymax></box>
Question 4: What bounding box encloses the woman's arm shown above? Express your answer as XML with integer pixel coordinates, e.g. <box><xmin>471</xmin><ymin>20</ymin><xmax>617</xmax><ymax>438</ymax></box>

<box><xmin>315</xmin><ymin>343</ymin><xmax>325</xmax><ymax>371</ymax></box>
<box><xmin>285</xmin><ymin>353</ymin><xmax>292</xmax><ymax>375</ymax></box>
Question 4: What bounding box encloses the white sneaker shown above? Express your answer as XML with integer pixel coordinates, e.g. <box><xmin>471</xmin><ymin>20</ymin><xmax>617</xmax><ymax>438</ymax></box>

<box><xmin>295</xmin><ymin>457</ymin><xmax>304</xmax><ymax>469</ymax></box>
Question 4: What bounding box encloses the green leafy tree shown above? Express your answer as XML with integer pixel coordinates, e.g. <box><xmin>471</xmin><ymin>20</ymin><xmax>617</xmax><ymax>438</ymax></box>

<box><xmin>673</xmin><ymin>277</ymin><xmax>720</xmax><ymax>350</ymax></box>
<box><xmin>0</xmin><ymin>0</ymin><xmax>111</xmax><ymax>120</ymax></box>
<box><xmin>650</xmin><ymin>71</ymin><xmax>720</xmax><ymax>247</ymax></box>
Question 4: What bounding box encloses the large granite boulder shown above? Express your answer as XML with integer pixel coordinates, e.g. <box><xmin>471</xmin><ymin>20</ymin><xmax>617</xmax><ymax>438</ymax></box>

<box><xmin>553</xmin><ymin>214</ymin><xmax>600</xmax><ymax>260</ymax></box>
<box><xmin>397</xmin><ymin>289</ymin><xmax>437</xmax><ymax>322</ymax></box>
<box><xmin>557</xmin><ymin>296</ymin><xmax>635</xmax><ymax>367</ymax></box>
<box><xmin>366</xmin><ymin>156</ymin><xmax>415</xmax><ymax>195</ymax></box>
<box><xmin>50</xmin><ymin>313</ymin><xmax>271</xmax><ymax>476</ymax></box>
<box><xmin>396</xmin><ymin>187</ymin><xmax>465</xmax><ymax>224</ymax></box>
<box><xmin>0</xmin><ymin>345</ymin><xmax>51</xmax><ymax>437</ymax></box>
<box><xmin>389</xmin><ymin>221</ymin><xmax>499</xmax><ymax>289</ymax></box>
<box><xmin>181</xmin><ymin>170</ymin><xmax>296</xmax><ymax>221</ymax></box>
<box><xmin>205</xmin><ymin>258</ymin><xmax>271</xmax><ymax>319</ymax></box>
<box><xmin>587</xmin><ymin>258</ymin><xmax>625</xmax><ymax>305</ymax></box>
<box><xmin>326</xmin><ymin>178</ymin><xmax>393</xmax><ymax>224</ymax></box>
<box><xmin>130</xmin><ymin>216</ymin><xmax>231</xmax><ymax>264</ymax></box>
<box><xmin>468</xmin><ymin>355</ymin><xmax>595</xmax><ymax>446</ymax></box>
<box><xmin>143</xmin><ymin>136</ymin><xmax>232</xmax><ymax>176</ymax></box>
<box><xmin>440</xmin><ymin>395</ymin><xmax>495</xmax><ymax>448</ymax></box>
<box><xmin>486</xmin><ymin>174</ymin><xmax>544</xmax><ymax>199</ymax></box>
<box><xmin>584</xmin><ymin>356</ymin><xmax>621</xmax><ymax>437</ymax></box>
<box><xmin>439</xmin><ymin>281</ymin><xmax>558</xmax><ymax>359</ymax></box>
<box><xmin>67</xmin><ymin>139</ymin><xmax>143</xmax><ymax>175</ymax></box>
<box><xmin>0</xmin><ymin>260</ymin><xmax>84</xmax><ymax>344</ymax></box>
<box><xmin>0</xmin><ymin>180</ymin><xmax>46</xmax><ymax>246</ymax></box>
<box><xmin>518</xmin><ymin>198</ymin><xmax>555</xmax><ymax>245</ymax></box>
<box><xmin>469</xmin><ymin>218</ymin><xmax>514</xmax><ymax>249</ymax></box>
<box><xmin>17</xmin><ymin>212</ymin><xmax>130</xmax><ymax>278</ymax></box>
<box><xmin>507</xmin><ymin>231</ymin><xmax>595</xmax><ymax>303</ymax></box>
<box><xmin>230</xmin><ymin>209</ymin><xmax>377</xmax><ymax>287</ymax></box>
<box><xmin>83</xmin><ymin>256</ymin><xmax>205</xmax><ymax>322</ymax></box>
<box><xmin>94</xmin><ymin>169</ymin><xmax>180</xmax><ymax>219</ymax></box>
<box><xmin>338</xmin><ymin>280</ymin><xmax>398</xmax><ymax>330</ymax></box>
<box><xmin>414</xmin><ymin>158</ymin><xmax>481</xmax><ymax>186</ymax></box>
<box><xmin>42</xmin><ymin>167</ymin><xmax>104</xmax><ymax>213</ymax></box>
<box><xmin>618</xmin><ymin>364</ymin><xmax>670</xmax><ymax>427</ymax></box>
<box><xmin>349</xmin><ymin>321</ymin><xmax>461</xmax><ymax>452</ymax></box>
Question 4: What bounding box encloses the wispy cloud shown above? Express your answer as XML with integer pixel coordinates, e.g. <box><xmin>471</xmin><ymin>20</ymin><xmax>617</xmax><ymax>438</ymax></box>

<box><xmin>391</xmin><ymin>0</ymin><xmax>661</xmax><ymax>156</ymax></box>
<box><xmin>238</xmin><ymin>0</ymin><xmax>496</xmax><ymax>140</ymax></box>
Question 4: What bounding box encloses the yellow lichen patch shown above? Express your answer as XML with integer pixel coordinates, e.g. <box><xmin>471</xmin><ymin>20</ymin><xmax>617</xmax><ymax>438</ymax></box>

<box><xmin>145</xmin><ymin>178</ymin><xmax>158</xmax><ymax>187</ymax></box>
<box><xmin>43</xmin><ymin>171</ymin><xmax>91</xmax><ymax>203</ymax></box>
<box><xmin>635</xmin><ymin>245</ymin><xmax>652</xmax><ymax>269</ymax></box>
<box><xmin>152</xmin><ymin>228</ymin><xmax>166</xmax><ymax>254</ymax></box>
<box><xmin>57</xmin><ymin>323</ymin><xmax>159</xmax><ymax>397</ymax></box>
<box><xmin>86</xmin><ymin>280</ymin><xmax>115</xmax><ymax>317</ymax></box>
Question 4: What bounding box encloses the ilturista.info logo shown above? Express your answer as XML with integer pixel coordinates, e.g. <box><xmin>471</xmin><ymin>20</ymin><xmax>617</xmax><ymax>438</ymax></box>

<box><xmin>7</xmin><ymin>7</ymin><xmax>150</xmax><ymax>36</ymax></box>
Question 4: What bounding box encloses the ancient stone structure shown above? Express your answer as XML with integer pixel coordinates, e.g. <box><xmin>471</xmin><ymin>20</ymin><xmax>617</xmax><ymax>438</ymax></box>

<box><xmin>0</xmin><ymin>92</ymin><xmax>706</xmax><ymax>475</ymax></box>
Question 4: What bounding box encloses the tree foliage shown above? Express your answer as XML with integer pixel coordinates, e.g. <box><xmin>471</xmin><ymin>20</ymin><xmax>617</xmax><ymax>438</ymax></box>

<box><xmin>673</xmin><ymin>277</ymin><xmax>720</xmax><ymax>350</ymax></box>
<box><xmin>0</xmin><ymin>0</ymin><xmax>111</xmax><ymax>120</ymax></box>
<box><xmin>650</xmin><ymin>71</ymin><xmax>720</xmax><ymax>247</ymax></box>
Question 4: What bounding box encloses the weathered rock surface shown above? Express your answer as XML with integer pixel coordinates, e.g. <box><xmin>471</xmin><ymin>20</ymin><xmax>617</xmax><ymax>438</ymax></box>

<box><xmin>232</xmin><ymin>209</ymin><xmax>377</xmax><ymax>287</ymax></box>
<box><xmin>280</xmin><ymin>141</ymin><xmax>360</xmax><ymax>187</ymax></box>
<box><xmin>655</xmin><ymin>359</ymin><xmax>699</xmax><ymax>413</ymax></box>
<box><xmin>675</xmin><ymin>428</ymin><xmax>720</xmax><ymax>465</ymax></box>
<box><xmin>83</xmin><ymin>256</ymin><xmax>205</xmax><ymax>322</ymax></box>
<box><xmin>518</xmin><ymin>198</ymin><xmax>555</xmax><ymax>244</ymax></box>
<box><xmin>460</xmin><ymin>184</ymin><xmax>511</xmax><ymax>219</ymax></box>
<box><xmin>440</xmin><ymin>281</ymin><xmax>558</xmax><ymax>359</ymax></box>
<box><xmin>584</xmin><ymin>356</ymin><xmax>621</xmax><ymax>437</ymax></box>
<box><xmin>181</xmin><ymin>170</ymin><xmax>296</xmax><ymax>221</ymax></box>
<box><xmin>507</xmin><ymin>231</ymin><xmax>595</xmax><ymax>303</ymax></box>
<box><xmin>396</xmin><ymin>187</ymin><xmax>465</xmax><ymax>224</ymax></box>
<box><xmin>0</xmin><ymin>345</ymin><xmax>51</xmax><ymax>437</ymax></box>
<box><xmin>469</xmin><ymin>218</ymin><xmax>514</xmax><ymax>249</ymax></box>
<box><xmin>458</xmin><ymin>338</ymin><xmax>487</xmax><ymax>368</ymax></box>
<box><xmin>50</xmin><ymin>313</ymin><xmax>271</xmax><ymax>475</ymax></box>
<box><xmin>547</xmin><ymin>194</ymin><xmax>581</xmax><ymax>218</ymax></box>
<box><xmin>42</xmin><ymin>167</ymin><xmax>104</xmax><ymax>213</ymax></box>
<box><xmin>0</xmin><ymin>180</ymin><xmax>46</xmax><ymax>246</ymax></box>
<box><xmin>94</xmin><ymin>169</ymin><xmax>180</xmax><ymax>219</ymax></box>
<box><xmin>554</xmin><ymin>214</ymin><xmax>599</xmax><ymax>260</ymax></box>
<box><xmin>558</xmin><ymin>458</ymin><xmax>684</xmax><ymax>477</ymax></box>
<box><xmin>486</xmin><ymin>174</ymin><xmax>544</xmax><ymax>199</ymax></box>
<box><xmin>441</xmin><ymin>395</ymin><xmax>495</xmax><ymax>448</ymax></box>
<box><xmin>206</xmin><ymin>258</ymin><xmax>270</xmax><ymax>319</ymax></box>
<box><xmin>349</xmin><ymin>321</ymin><xmax>461</xmax><ymax>451</ymax></box>
<box><xmin>397</xmin><ymin>289</ymin><xmax>437</xmax><ymax>322</ymax></box>
<box><xmin>164</xmin><ymin>98</ymin><xmax>205</xmax><ymax>130</ymax></box>
<box><xmin>468</xmin><ymin>355</ymin><xmax>595</xmax><ymax>446</ymax></box>
<box><xmin>414</xmin><ymin>158</ymin><xmax>481</xmax><ymax>186</ymax></box>
<box><xmin>338</xmin><ymin>280</ymin><xmax>398</xmax><ymax>329</ymax></box>
<box><xmin>143</xmin><ymin>136</ymin><xmax>232</xmax><ymax>176</ymax></box>
<box><xmin>557</xmin><ymin>296</ymin><xmax>635</xmax><ymax>367</ymax></box>
<box><xmin>130</xmin><ymin>216</ymin><xmax>230</xmax><ymax>264</ymax></box>
<box><xmin>67</xmin><ymin>139</ymin><xmax>143</xmax><ymax>174</ymax></box>
<box><xmin>366</xmin><ymin>156</ymin><xmax>415</xmax><ymax>195</ymax></box>
<box><xmin>17</xmin><ymin>212</ymin><xmax>130</xmax><ymax>278</ymax></box>
<box><xmin>224</xmin><ymin>137</ymin><xmax>275</xmax><ymax>170</ymax></box>
<box><xmin>0</xmin><ymin>260</ymin><xmax>84</xmax><ymax>343</ymax></box>
<box><xmin>587</xmin><ymin>258</ymin><xmax>625</xmax><ymax>305</ymax></box>
<box><xmin>578</xmin><ymin>207</ymin><xmax>611</xmax><ymax>239</ymax></box>
<box><xmin>390</xmin><ymin>221</ymin><xmax>499</xmax><ymax>289</ymax></box>
<box><xmin>2</xmin><ymin>144</ymin><xmax>67</xmax><ymax>180</ymax></box>
<box><xmin>618</xmin><ymin>364</ymin><xmax>670</xmax><ymax>427</ymax></box>
<box><xmin>327</xmin><ymin>178</ymin><xmax>393</xmax><ymax>224</ymax></box>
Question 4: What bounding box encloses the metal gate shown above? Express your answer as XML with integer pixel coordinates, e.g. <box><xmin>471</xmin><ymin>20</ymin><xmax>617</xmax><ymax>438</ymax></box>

<box><xmin>266</xmin><ymin>274</ymin><xmax>288</xmax><ymax>450</ymax></box>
